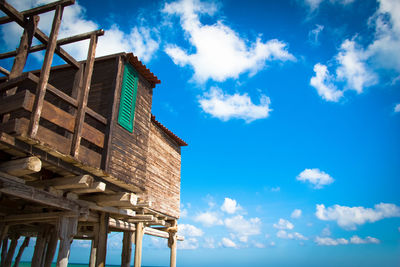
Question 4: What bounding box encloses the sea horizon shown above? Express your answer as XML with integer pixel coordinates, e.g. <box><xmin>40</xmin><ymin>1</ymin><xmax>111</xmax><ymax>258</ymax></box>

<box><xmin>17</xmin><ymin>262</ymin><xmax>166</xmax><ymax>267</ymax></box>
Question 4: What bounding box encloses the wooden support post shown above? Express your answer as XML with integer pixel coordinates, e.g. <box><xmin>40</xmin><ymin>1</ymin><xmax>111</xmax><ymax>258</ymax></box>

<box><xmin>88</xmin><ymin>224</ymin><xmax>98</xmax><ymax>267</ymax></box>
<box><xmin>31</xmin><ymin>226</ymin><xmax>50</xmax><ymax>267</ymax></box>
<box><xmin>133</xmin><ymin>222</ymin><xmax>144</xmax><ymax>267</ymax></box>
<box><xmin>12</xmin><ymin>237</ymin><xmax>30</xmax><ymax>267</ymax></box>
<box><xmin>168</xmin><ymin>221</ymin><xmax>178</xmax><ymax>267</ymax></box>
<box><xmin>70</xmin><ymin>33</ymin><xmax>98</xmax><ymax>158</ymax></box>
<box><xmin>56</xmin><ymin>216</ymin><xmax>78</xmax><ymax>267</ymax></box>
<box><xmin>1</xmin><ymin>238</ymin><xmax>8</xmax><ymax>267</ymax></box>
<box><xmin>28</xmin><ymin>5</ymin><xmax>63</xmax><ymax>138</ymax></box>
<box><xmin>95</xmin><ymin>212</ymin><xmax>109</xmax><ymax>267</ymax></box>
<box><xmin>121</xmin><ymin>231</ymin><xmax>133</xmax><ymax>267</ymax></box>
<box><xmin>4</xmin><ymin>235</ymin><xmax>20</xmax><ymax>267</ymax></box>
<box><xmin>44</xmin><ymin>226</ymin><xmax>58</xmax><ymax>267</ymax></box>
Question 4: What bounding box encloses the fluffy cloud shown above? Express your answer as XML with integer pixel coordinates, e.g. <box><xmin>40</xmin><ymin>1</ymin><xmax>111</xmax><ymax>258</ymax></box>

<box><xmin>221</xmin><ymin>198</ymin><xmax>240</xmax><ymax>214</ymax></box>
<box><xmin>315</xmin><ymin>235</ymin><xmax>379</xmax><ymax>246</ymax></box>
<box><xmin>0</xmin><ymin>0</ymin><xmax>159</xmax><ymax>62</ymax></box>
<box><xmin>394</xmin><ymin>104</ymin><xmax>400</xmax><ymax>113</ymax></box>
<box><xmin>315</xmin><ymin>203</ymin><xmax>400</xmax><ymax>230</ymax></box>
<box><xmin>291</xmin><ymin>209</ymin><xmax>302</xmax><ymax>219</ymax></box>
<box><xmin>163</xmin><ymin>0</ymin><xmax>295</xmax><ymax>83</ymax></box>
<box><xmin>221</xmin><ymin>237</ymin><xmax>237</xmax><ymax>248</ymax></box>
<box><xmin>178</xmin><ymin>237</ymin><xmax>199</xmax><ymax>250</ymax></box>
<box><xmin>276</xmin><ymin>230</ymin><xmax>308</xmax><ymax>240</ymax></box>
<box><xmin>224</xmin><ymin>215</ymin><xmax>262</xmax><ymax>242</ymax></box>
<box><xmin>273</xmin><ymin>219</ymin><xmax>294</xmax><ymax>230</ymax></box>
<box><xmin>178</xmin><ymin>224</ymin><xmax>204</xmax><ymax>237</ymax></box>
<box><xmin>199</xmin><ymin>87</ymin><xmax>272</xmax><ymax>122</ymax></box>
<box><xmin>310</xmin><ymin>64</ymin><xmax>343</xmax><ymax>102</ymax></box>
<box><xmin>194</xmin><ymin>211</ymin><xmax>223</xmax><ymax>227</ymax></box>
<box><xmin>297</xmin><ymin>168</ymin><xmax>334</xmax><ymax>189</ymax></box>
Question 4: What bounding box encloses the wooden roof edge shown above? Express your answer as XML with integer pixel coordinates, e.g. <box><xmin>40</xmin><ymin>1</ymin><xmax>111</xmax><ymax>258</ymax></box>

<box><xmin>151</xmin><ymin>115</ymin><xmax>188</xmax><ymax>147</ymax></box>
<box><xmin>125</xmin><ymin>53</ymin><xmax>161</xmax><ymax>86</ymax></box>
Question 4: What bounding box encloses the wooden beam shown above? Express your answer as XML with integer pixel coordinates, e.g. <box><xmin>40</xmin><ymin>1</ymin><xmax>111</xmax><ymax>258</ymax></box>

<box><xmin>0</xmin><ymin>156</ymin><xmax>41</xmax><ymax>177</ymax></box>
<box><xmin>0</xmin><ymin>0</ymin><xmax>74</xmax><ymax>25</ymax></box>
<box><xmin>83</xmin><ymin>192</ymin><xmax>138</xmax><ymax>208</ymax></box>
<box><xmin>0</xmin><ymin>173</ymin><xmax>81</xmax><ymax>212</ymax></box>
<box><xmin>127</xmin><ymin>215</ymin><xmax>154</xmax><ymax>222</ymax></box>
<box><xmin>143</xmin><ymin>227</ymin><xmax>184</xmax><ymax>241</ymax></box>
<box><xmin>28</xmin><ymin>175</ymin><xmax>94</xmax><ymax>190</ymax></box>
<box><xmin>121</xmin><ymin>231</ymin><xmax>133</xmax><ymax>267</ymax></box>
<box><xmin>12</xmin><ymin>236</ymin><xmax>30</xmax><ymax>267</ymax></box>
<box><xmin>108</xmin><ymin>218</ymin><xmax>135</xmax><ymax>231</ymax></box>
<box><xmin>95</xmin><ymin>212</ymin><xmax>109</xmax><ymax>267</ymax></box>
<box><xmin>2</xmin><ymin>211</ymin><xmax>78</xmax><ymax>223</ymax></box>
<box><xmin>0</xmin><ymin>66</ymin><xmax>10</xmax><ymax>76</ymax></box>
<box><xmin>56</xmin><ymin>216</ymin><xmax>78</xmax><ymax>267</ymax></box>
<box><xmin>28</xmin><ymin>5</ymin><xmax>63</xmax><ymax>138</ymax></box>
<box><xmin>76</xmin><ymin>199</ymin><xmax>136</xmax><ymax>218</ymax></box>
<box><xmin>72</xmin><ymin>181</ymin><xmax>106</xmax><ymax>194</ymax></box>
<box><xmin>0</xmin><ymin>30</ymin><xmax>104</xmax><ymax>60</ymax></box>
<box><xmin>71</xmin><ymin>33</ymin><xmax>98</xmax><ymax>157</ymax></box>
<box><xmin>133</xmin><ymin>222</ymin><xmax>144</xmax><ymax>267</ymax></box>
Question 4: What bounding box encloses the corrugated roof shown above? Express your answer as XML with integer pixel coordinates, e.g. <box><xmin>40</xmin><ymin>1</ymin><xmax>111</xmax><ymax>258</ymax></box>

<box><xmin>151</xmin><ymin>115</ymin><xmax>188</xmax><ymax>147</ymax></box>
<box><xmin>126</xmin><ymin>53</ymin><xmax>161</xmax><ymax>86</ymax></box>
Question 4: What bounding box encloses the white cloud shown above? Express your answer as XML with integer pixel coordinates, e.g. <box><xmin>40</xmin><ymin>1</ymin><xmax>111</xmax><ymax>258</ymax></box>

<box><xmin>163</xmin><ymin>0</ymin><xmax>295</xmax><ymax>83</ymax></box>
<box><xmin>221</xmin><ymin>237</ymin><xmax>237</xmax><ymax>248</ymax></box>
<box><xmin>315</xmin><ymin>203</ymin><xmax>400</xmax><ymax>230</ymax></box>
<box><xmin>221</xmin><ymin>198</ymin><xmax>240</xmax><ymax>214</ymax></box>
<box><xmin>199</xmin><ymin>87</ymin><xmax>272</xmax><ymax>122</ymax></box>
<box><xmin>309</xmin><ymin>24</ymin><xmax>324</xmax><ymax>45</ymax></box>
<box><xmin>72</xmin><ymin>239</ymin><xmax>91</xmax><ymax>248</ymax></box>
<box><xmin>291</xmin><ymin>209</ymin><xmax>302</xmax><ymax>219</ymax></box>
<box><xmin>315</xmin><ymin>235</ymin><xmax>380</xmax><ymax>246</ymax></box>
<box><xmin>350</xmin><ymin>235</ymin><xmax>380</xmax><ymax>244</ymax></box>
<box><xmin>224</xmin><ymin>215</ymin><xmax>262</xmax><ymax>243</ymax></box>
<box><xmin>0</xmin><ymin>0</ymin><xmax>159</xmax><ymax>63</ymax></box>
<box><xmin>204</xmin><ymin>237</ymin><xmax>216</xmax><ymax>249</ymax></box>
<box><xmin>253</xmin><ymin>242</ymin><xmax>265</xmax><ymax>248</ymax></box>
<box><xmin>315</xmin><ymin>236</ymin><xmax>349</xmax><ymax>246</ymax></box>
<box><xmin>321</xmin><ymin>226</ymin><xmax>331</xmax><ymax>236</ymax></box>
<box><xmin>303</xmin><ymin>0</ymin><xmax>355</xmax><ymax>11</ymax></box>
<box><xmin>273</xmin><ymin>219</ymin><xmax>294</xmax><ymax>230</ymax></box>
<box><xmin>335</xmin><ymin>40</ymin><xmax>377</xmax><ymax>93</ymax></box>
<box><xmin>178</xmin><ymin>224</ymin><xmax>204</xmax><ymax>237</ymax></box>
<box><xmin>178</xmin><ymin>237</ymin><xmax>199</xmax><ymax>250</ymax></box>
<box><xmin>194</xmin><ymin>211</ymin><xmax>223</xmax><ymax>227</ymax></box>
<box><xmin>276</xmin><ymin>230</ymin><xmax>308</xmax><ymax>240</ymax></box>
<box><xmin>297</xmin><ymin>168</ymin><xmax>334</xmax><ymax>189</ymax></box>
<box><xmin>310</xmin><ymin>64</ymin><xmax>343</xmax><ymax>102</ymax></box>
<box><xmin>394</xmin><ymin>104</ymin><xmax>400</xmax><ymax>113</ymax></box>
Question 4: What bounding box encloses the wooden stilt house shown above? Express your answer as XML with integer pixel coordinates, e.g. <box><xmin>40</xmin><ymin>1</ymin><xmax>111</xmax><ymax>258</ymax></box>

<box><xmin>0</xmin><ymin>1</ymin><xmax>187</xmax><ymax>266</ymax></box>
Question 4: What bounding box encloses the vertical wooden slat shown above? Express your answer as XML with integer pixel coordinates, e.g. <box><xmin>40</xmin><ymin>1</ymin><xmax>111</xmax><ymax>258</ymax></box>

<box><xmin>95</xmin><ymin>212</ymin><xmax>109</xmax><ymax>267</ymax></box>
<box><xmin>70</xmin><ymin>34</ymin><xmax>98</xmax><ymax>157</ymax></box>
<box><xmin>12</xmin><ymin>237</ymin><xmax>30</xmax><ymax>267</ymax></box>
<box><xmin>133</xmin><ymin>222</ymin><xmax>144</xmax><ymax>267</ymax></box>
<box><xmin>121</xmin><ymin>231</ymin><xmax>133</xmax><ymax>267</ymax></box>
<box><xmin>56</xmin><ymin>216</ymin><xmax>78</xmax><ymax>267</ymax></box>
<box><xmin>88</xmin><ymin>224</ymin><xmax>99</xmax><ymax>267</ymax></box>
<box><xmin>101</xmin><ymin>56</ymin><xmax>123</xmax><ymax>171</ymax></box>
<box><xmin>3</xmin><ymin>235</ymin><xmax>19</xmax><ymax>267</ymax></box>
<box><xmin>28</xmin><ymin>5</ymin><xmax>63</xmax><ymax>138</ymax></box>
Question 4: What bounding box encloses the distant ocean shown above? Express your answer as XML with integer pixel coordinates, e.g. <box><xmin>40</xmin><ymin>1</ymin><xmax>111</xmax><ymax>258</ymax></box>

<box><xmin>17</xmin><ymin>263</ymin><xmax>165</xmax><ymax>267</ymax></box>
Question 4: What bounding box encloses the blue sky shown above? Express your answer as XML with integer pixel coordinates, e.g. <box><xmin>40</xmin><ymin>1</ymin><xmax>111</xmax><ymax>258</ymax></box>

<box><xmin>1</xmin><ymin>0</ymin><xmax>400</xmax><ymax>266</ymax></box>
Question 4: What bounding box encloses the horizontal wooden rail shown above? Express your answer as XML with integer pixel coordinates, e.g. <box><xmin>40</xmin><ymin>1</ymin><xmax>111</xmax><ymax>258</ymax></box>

<box><xmin>0</xmin><ymin>30</ymin><xmax>105</xmax><ymax>60</ymax></box>
<box><xmin>0</xmin><ymin>66</ymin><xmax>10</xmax><ymax>76</ymax></box>
<box><xmin>0</xmin><ymin>0</ymin><xmax>75</xmax><ymax>25</ymax></box>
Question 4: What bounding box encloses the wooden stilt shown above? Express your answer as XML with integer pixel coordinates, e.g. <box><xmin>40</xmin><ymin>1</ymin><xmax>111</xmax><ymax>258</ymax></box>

<box><xmin>168</xmin><ymin>221</ymin><xmax>178</xmax><ymax>267</ymax></box>
<box><xmin>88</xmin><ymin>224</ymin><xmax>98</xmax><ymax>267</ymax></box>
<box><xmin>95</xmin><ymin>212</ymin><xmax>109</xmax><ymax>267</ymax></box>
<box><xmin>44</xmin><ymin>227</ymin><xmax>58</xmax><ymax>267</ymax></box>
<box><xmin>12</xmin><ymin>237</ymin><xmax>30</xmax><ymax>267</ymax></box>
<box><xmin>121</xmin><ymin>231</ymin><xmax>133</xmax><ymax>267</ymax></box>
<box><xmin>31</xmin><ymin>227</ymin><xmax>49</xmax><ymax>267</ymax></box>
<box><xmin>56</xmin><ymin>216</ymin><xmax>78</xmax><ymax>267</ymax></box>
<box><xmin>4</xmin><ymin>235</ymin><xmax>20</xmax><ymax>267</ymax></box>
<box><xmin>1</xmin><ymin>238</ymin><xmax>8</xmax><ymax>267</ymax></box>
<box><xmin>133</xmin><ymin>222</ymin><xmax>144</xmax><ymax>267</ymax></box>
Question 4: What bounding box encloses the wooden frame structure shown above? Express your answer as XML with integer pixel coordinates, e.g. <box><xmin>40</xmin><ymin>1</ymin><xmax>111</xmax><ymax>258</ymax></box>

<box><xmin>0</xmin><ymin>1</ymin><xmax>186</xmax><ymax>266</ymax></box>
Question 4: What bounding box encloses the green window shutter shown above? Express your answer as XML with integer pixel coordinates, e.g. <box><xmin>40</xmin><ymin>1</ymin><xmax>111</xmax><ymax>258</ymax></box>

<box><xmin>118</xmin><ymin>64</ymin><xmax>138</xmax><ymax>132</ymax></box>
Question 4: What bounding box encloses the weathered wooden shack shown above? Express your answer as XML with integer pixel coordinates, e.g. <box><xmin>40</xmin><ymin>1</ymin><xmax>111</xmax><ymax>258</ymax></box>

<box><xmin>0</xmin><ymin>1</ymin><xmax>187</xmax><ymax>266</ymax></box>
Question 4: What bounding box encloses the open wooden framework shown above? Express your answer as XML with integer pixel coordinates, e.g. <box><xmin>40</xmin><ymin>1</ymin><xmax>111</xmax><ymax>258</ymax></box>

<box><xmin>0</xmin><ymin>1</ymin><xmax>183</xmax><ymax>266</ymax></box>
